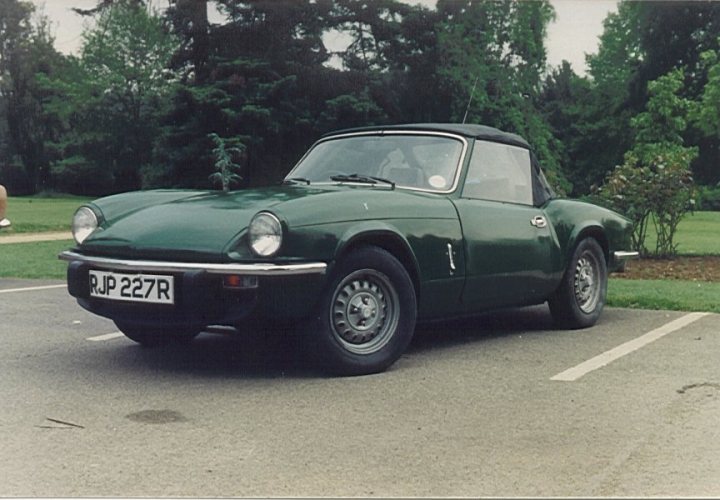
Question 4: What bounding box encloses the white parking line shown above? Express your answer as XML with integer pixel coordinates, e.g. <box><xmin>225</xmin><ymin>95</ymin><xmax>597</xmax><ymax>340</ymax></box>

<box><xmin>551</xmin><ymin>312</ymin><xmax>710</xmax><ymax>382</ymax></box>
<box><xmin>0</xmin><ymin>284</ymin><xmax>66</xmax><ymax>294</ymax></box>
<box><xmin>87</xmin><ymin>332</ymin><xmax>124</xmax><ymax>342</ymax></box>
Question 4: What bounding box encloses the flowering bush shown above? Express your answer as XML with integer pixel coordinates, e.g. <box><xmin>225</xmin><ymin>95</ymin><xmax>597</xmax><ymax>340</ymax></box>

<box><xmin>598</xmin><ymin>147</ymin><xmax>696</xmax><ymax>257</ymax></box>
<box><xmin>596</xmin><ymin>69</ymin><xmax>697</xmax><ymax>257</ymax></box>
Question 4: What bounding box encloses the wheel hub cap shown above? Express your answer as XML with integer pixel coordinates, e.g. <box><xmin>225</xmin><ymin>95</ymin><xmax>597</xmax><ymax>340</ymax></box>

<box><xmin>349</xmin><ymin>293</ymin><xmax>379</xmax><ymax>330</ymax></box>
<box><xmin>330</xmin><ymin>269</ymin><xmax>400</xmax><ymax>355</ymax></box>
<box><xmin>574</xmin><ymin>253</ymin><xmax>600</xmax><ymax>313</ymax></box>
<box><xmin>333</xmin><ymin>280</ymin><xmax>386</xmax><ymax>343</ymax></box>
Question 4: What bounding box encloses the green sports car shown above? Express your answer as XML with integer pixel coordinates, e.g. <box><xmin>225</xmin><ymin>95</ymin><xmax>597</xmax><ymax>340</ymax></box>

<box><xmin>60</xmin><ymin>123</ymin><xmax>637</xmax><ymax>375</ymax></box>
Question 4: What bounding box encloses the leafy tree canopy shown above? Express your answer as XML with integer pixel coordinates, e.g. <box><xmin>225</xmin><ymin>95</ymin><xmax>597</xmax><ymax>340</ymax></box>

<box><xmin>40</xmin><ymin>1</ymin><xmax>178</xmax><ymax>194</ymax></box>
<box><xmin>4</xmin><ymin>0</ymin><xmax>720</xmax><ymax>204</ymax></box>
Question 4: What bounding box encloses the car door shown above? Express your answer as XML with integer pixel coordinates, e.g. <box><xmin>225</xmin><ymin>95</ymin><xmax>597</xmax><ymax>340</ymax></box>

<box><xmin>453</xmin><ymin>140</ymin><xmax>562</xmax><ymax>310</ymax></box>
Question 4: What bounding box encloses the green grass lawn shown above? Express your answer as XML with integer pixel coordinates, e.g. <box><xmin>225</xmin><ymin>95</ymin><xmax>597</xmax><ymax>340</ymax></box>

<box><xmin>0</xmin><ymin>195</ymin><xmax>91</xmax><ymax>234</ymax></box>
<box><xmin>606</xmin><ymin>210</ymin><xmax>719</xmax><ymax>312</ymax></box>
<box><xmin>644</xmin><ymin>211</ymin><xmax>720</xmax><ymax>256</ymax></box>
<box><xmin>0</xmin><ymin>240</ymin><xmax>72</xmax><ymax>279</ymax></box>
<box><xmin>608</xmin><ymin>278</ymin><xmax>720</xmax><ymax>314</ymax></box>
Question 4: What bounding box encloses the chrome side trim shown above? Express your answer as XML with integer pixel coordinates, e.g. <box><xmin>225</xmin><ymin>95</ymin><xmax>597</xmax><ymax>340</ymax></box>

<box><xmin>58</xmin><ymin>251</ymin><xmax>327</xmax><ymax>276</ymax></box>
<box><xmin>613</xmin><ymin>251</ymin><xmax>639</xmax><ymax>260</ymax></box>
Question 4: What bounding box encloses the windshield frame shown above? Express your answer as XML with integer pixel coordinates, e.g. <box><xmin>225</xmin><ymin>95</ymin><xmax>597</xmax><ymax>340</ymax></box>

<box><xmin>285</xmin><ymin>130</ymin><xmax>470</xmax><ymax>194</ymax></box>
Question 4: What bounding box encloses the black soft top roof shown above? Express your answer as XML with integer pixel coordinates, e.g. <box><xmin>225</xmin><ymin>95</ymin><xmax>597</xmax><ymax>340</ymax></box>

<box><xmin>324</xmin><ymin>123</ymin><xmax>530</xmax><ymax>149</ymax></box>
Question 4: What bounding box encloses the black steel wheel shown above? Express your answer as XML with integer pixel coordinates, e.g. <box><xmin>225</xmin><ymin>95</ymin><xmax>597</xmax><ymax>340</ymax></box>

<box><xmin>308</xmin><ymin>246</ymin><xmax>417</xmax><ymax>376</ymax></box>
<box><xmin>548</xmin><ymin>238</ymin><xmax>608</xmax><ymax>329</ymax></box>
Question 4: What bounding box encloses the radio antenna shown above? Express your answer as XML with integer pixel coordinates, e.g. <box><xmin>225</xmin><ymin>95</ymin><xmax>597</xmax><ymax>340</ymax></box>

<box><xmin>462</xmin><ymin>76</ymin><xmax>480</xmax><ymax>124</ymax></box>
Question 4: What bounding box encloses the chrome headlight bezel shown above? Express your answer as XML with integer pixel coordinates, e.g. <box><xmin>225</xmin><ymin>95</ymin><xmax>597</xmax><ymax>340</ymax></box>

<box><xmin>72</xmin><ymin>206</ymin><xmax>99</xmax><ymax>245</ymax></box>
<box><xmin>248</xmin><ymin>212</ymin><xmax>283</xmax><ymax>257</ymax></box>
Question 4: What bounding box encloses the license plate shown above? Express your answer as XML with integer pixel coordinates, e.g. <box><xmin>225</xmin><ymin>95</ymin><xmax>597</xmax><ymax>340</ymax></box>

<box><xmin>89</xmin><ymin>270</ymin><xmax>174</xmax><ymax>305</ymax></box>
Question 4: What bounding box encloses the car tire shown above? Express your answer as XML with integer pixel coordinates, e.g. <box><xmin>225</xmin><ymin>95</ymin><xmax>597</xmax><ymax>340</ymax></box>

<box><xmin>307</xmin><ymin>246</ymin><xmax>417</xmax><ymax>376</ymax></box>
<box><xmin>114</xmin><ymin>321</ymin><xmax>200</xmax><ymax>347</ymax></box>
<box><xmin>548</xmin><ymin>238</ymin><xmax>607</xmax><ymax>329</ymax></box>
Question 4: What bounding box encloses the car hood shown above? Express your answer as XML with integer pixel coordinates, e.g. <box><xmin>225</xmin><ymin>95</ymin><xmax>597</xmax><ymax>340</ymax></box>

<box><xmin>79</xmin><ymin>185</ymin><xmax>448</xmax><ymax>261</ymax></box>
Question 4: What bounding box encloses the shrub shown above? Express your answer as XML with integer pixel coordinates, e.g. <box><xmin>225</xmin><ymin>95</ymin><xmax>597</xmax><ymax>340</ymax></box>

<box><xmin>597</xmin><ymin>69</ymin><xmax>697</xmax><ymax>257</ymax></box>
<box><xmin>696</xmin><ymin>185</ymin><xmax>720</xmax><ymax>211</ymax></box>
<box><xmin>51</xmin><ymin>155</ymin><xmax>114</xmax><ymax>196</ymax></box>
<box><xmin>208</xmin><ymin>133</ymin><xmax>244</xmax><ymax>192</ymax></box>
<box><xmin>597</xmin><ymin>147</ymin><xmax>696</xmax><ymax>257</ymax></box>
<box><xmin>0</xmin><ymin>158</ymin><xmax>34</xmax><ymax>195</ymax></box>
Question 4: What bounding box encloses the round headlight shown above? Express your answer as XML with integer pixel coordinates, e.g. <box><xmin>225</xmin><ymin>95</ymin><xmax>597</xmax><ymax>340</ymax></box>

<box><xmin>72</xmin><ymin>206</ymin><xmax>98</xmax><ymax>244</ymax></box>
<box><xmin>248</xmin><ymin>212</ymin><xmax>283</xmax><ymax>257</ymax></box>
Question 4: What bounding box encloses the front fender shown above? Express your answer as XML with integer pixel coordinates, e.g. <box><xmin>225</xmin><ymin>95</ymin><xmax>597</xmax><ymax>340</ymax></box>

<box><xmin>567</xmin><ymin>223</ymin><xmax>609</xmax><ymax>261</ymax></box>
<box><xmin>336</xmin><ymin>221</ymin><xmax>414</xmax><ymax>256</ymax></box>
<box><xmin>334</xmin><ymin>221</ymin><xmax>421</xmax><ymax>280</ymax></box>
<box><xmin>545</xmin><ymin>199</ymin><xmax>632</xmax><ymax>270</ymax></box>
<box><xmin>277</xmin><ymin>214</ymin><xmax>466</xmax><ymax>320</ymax></box>
<box><xmin>333</xmin><ymin>218</ymin><xmax>466</xmax><ymax>319</ymax></box>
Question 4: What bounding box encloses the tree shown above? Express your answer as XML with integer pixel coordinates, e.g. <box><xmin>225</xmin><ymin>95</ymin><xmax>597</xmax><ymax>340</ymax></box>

<box><xmin>435</xmin><ymin>0</ymin><xmax>568</xmax><ymax>193</ymax></box>
<box><xmin>42</xmin><ymin>2</ymin><xmax>178</xmax><ymax>194</ymax></box>
<box><xmin>690</xmin><ymin>47</ymin><xmax>720</xmax><ymax>185</ymax></box>
<box><xmin>567</xmin><ymin>1</ymin><xmax>643</xmax><ymax>195</ymax></box>
<box><xmin>598</xmin><ymin>69</ymin><xmax>697</xmax><ymax>257</ymax></box>
<box><xmin>155</xmin><ymin>0</ymin><xmax>340</xmax><ymax>188</ymax></box>
<box><xmin>586</xmin><ymin>1</ymin><xmax>720</xmax><ymax>187</ymax></box>
<box><xmin>630</xmin><ymin>69</ymin><xmax>694</xmax><ymax>160</ymax></box>
<box><xmin>633</xmin><ymin>1</ymin><xmax>720</xmax><ymax>90</ymax></box>
<box><xmin>693</xmin><ymin>49</ymin><xmax>720</xmax><ymax>138</ymax></box>
<box><xmin>541</xmin><ymin>1</ymin><xmax>720</xmax><ymax>196</ymax></box>
<box><xmin>540</xmin><ymin>61</ymin><xmax>593</xmax><ymax>193</ymax></box>
<box><xmin>328</xmin><ymin>0</ymin><xmax>414</xmax><ymax>72</ymax></box>
<box><xmin>634</xmin><ymin>2</ymin><xmax>720</xmax><ymax>186</ymax></box>
<box><xmin>0</xmin><ymin>0</ymin><xmax>64</xmax><ymax>193</ymax></box>
<box><xmin>386</xmin><ymin>5</ymin><xmax>448</xmax><ymax>123</ymax></box>
<box><xmin>208</xmin><ymin>132</ymin><xmax>243</xmax><ymax>191</ymax></box>
<box><xmin>165</xmin><ymin>0</ymin><xmax>209</xmax><ymax>83</ymax></box>
<box><xmin>71</xmin><ymin>0</ymin><xmax>145</xmax><ymax>16</ymax></box>
<box><xmin>152</xmin><ymin>55</ymin><xmax>314</xmax><ymax>188</ymax></box>
<box><xmin>631</xmin><ymin>69</ymin><xmax>698</xmax><ymax>257</ymax></box>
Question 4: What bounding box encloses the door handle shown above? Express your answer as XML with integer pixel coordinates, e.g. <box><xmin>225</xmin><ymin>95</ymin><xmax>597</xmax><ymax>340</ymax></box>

<box><xmin>530</xmin><ymin>215</ymin><xmax>547</xmax><ymax>228</ymax></box>
<box><xmin>446</xmin><ymin>242</ymin><xmax>456</xmax><ymax>275</ymax></box>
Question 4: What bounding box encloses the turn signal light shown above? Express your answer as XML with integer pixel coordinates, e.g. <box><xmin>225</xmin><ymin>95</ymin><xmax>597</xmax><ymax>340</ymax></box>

<box><xmin>223</xmin><ymin>275</ymin><xmax>259</xmax><ymax>289</ymax></box>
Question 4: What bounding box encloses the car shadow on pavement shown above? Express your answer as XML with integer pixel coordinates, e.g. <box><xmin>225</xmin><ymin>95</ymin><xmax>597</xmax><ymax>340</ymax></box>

<box><xmin>114</xmin><ymin>328</ymin><xmax>318</xmax><ymax>379</ymax></box>
<box><xmin>84</xmin><ymin>304</ymin><xmax>555</xmax><ymax>380</ymax></box>
<box><xmin>410</xmin><ymin>304</ymin><xmax>555</xmax><ymax>354</ymax></box>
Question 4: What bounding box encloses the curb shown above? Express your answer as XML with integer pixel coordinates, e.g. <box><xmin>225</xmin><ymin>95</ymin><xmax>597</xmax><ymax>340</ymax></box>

<box><xmin>0</xmin><ymin>231</ymin><xmax>73</xmax><ymax>244</ymax></box>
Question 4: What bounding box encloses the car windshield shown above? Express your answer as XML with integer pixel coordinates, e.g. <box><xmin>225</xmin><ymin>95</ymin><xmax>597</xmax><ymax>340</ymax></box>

<box><xmin>287</xmin><ymin>134</ymin><xmax>465</xmax><ymax>192</ymax></box>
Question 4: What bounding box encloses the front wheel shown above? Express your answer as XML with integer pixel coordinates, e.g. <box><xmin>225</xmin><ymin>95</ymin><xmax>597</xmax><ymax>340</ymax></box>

<box><xmin>307</xmin><ymin>246</ymin><xmax>417</xmax><ymax>376</ymax></box>
<box><xmin>114</xmin><ymin>321</ymin><xmax>200</xmax><ymax>347</ymax></box>
<box><xmin>548</xmin><ymin>238</ymin><xmax>608</xmax><ymax>329</ymax></box>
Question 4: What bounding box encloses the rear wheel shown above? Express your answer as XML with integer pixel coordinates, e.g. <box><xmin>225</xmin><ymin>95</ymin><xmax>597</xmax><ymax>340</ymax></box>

<box><xmin>114</xmin><ymin>321</ymin><xmax>200</xmax><ymax>347</ymax></box>
<box><xmin>307</xmin><ymin>246</ymin><xmax>417</xmax><ymax>376</ymax></box>
<box><xmin>549</xmin><ymin>238</ymin><xmax>607</xmax><ymax>329</ymax></box>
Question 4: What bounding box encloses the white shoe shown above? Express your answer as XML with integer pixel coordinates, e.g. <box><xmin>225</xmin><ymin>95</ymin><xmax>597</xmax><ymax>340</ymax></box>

<box><xmin>0</xmin><ymin>218</ymin><xmax>11</xmax><ymax>228</ymax></box>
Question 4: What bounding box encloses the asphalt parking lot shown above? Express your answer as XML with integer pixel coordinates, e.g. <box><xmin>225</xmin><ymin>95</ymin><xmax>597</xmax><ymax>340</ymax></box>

<box><xmin>1</xmin><ymin>278</ymin><xmax>719</xmax><ymax>497</ymax></box>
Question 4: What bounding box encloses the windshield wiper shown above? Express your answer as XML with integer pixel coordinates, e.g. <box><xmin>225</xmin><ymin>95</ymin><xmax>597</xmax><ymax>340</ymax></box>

<box><xmin>283</xmin><ymin>177</ymin><xmax>311</xmax><ymax>185</ymax></box>
<box><xmin>330</xmin><ymin>173</ymin><xmax>395</xmax><ymax>189</ymax></box>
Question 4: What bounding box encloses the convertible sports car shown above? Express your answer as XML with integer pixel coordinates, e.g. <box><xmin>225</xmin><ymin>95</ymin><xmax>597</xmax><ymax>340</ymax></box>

<box><xmin>60</xmin><ymin>123</ymin><xmax>637</xmax><ymax>375</ymax></box>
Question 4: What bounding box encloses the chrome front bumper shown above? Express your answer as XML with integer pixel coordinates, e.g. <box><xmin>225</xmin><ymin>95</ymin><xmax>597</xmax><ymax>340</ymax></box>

<box><xmin>58</xmin><ymin>250</ymin><xmax>328</xmax><ymax>276</ymax></box>
<box><xmin>613</xmin><ymin>251</ymin><xmax>640</xmax><ymax>260</ymax></box>
<box><xmin>610</xmin><ymin>250</ymin><xmax>639</xmax><ymax>272</ymax></box>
